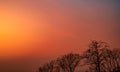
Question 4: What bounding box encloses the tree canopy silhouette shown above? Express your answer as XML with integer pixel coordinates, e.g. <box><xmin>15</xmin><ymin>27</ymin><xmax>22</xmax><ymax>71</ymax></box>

<box><xmin>84</xmin><ymin>40</ymin><xmax>109</xmax><ymax>72</ymax></box>
<box><xmin>38</xmin><ymin>40</ymin><xmax>120</xmax><ymax>72</ymax></box>
<box><xmin>57</xmin><ymin>53</ymin><xmax>82</xmax><ymax>72</ymax></box>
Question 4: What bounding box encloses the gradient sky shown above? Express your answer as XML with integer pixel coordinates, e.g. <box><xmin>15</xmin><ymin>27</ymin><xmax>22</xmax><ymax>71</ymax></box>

<box><xmin>0</xmin><ymin>0</ymin><xmax>120</xmax><ymax>72</ymax></box>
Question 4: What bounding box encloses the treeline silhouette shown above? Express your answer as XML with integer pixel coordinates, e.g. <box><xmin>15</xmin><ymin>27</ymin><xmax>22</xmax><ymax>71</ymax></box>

<box><xmin>37</xmin><ymin>40</ymin><xmax>120</xmax><ymax>72</ymax></box>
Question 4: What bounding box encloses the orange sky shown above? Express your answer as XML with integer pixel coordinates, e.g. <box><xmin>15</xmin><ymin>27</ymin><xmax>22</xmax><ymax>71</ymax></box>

<box><xmin>0</xmin><ymin>1</ymin><xmax>120</xmax><ymax>72</ymax></box>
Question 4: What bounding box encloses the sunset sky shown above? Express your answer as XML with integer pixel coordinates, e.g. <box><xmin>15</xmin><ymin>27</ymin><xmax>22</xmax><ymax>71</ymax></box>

<box><xmin>0</xmin><ymin>0</ymin><xmax>120</xmax><ymax>72</ymax></box>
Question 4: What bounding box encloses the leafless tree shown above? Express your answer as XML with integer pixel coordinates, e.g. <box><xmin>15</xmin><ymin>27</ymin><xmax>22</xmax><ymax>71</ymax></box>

<box><xmin>38</xmin><ymin>60</ymin><xmax>60</xmax><ymax>72</ymax></box>
<box><xmin>100</xmin><ymin>48</ymin><xmax>120</xmax><ymax>72</ymax></box>
<box><xmin>57</xmin><ymin>53</ymin><xmax>81</xmax><ymax>72</ymax></box>
<box><xmin>84</xmin><ymin>40</ymin><xmax>109</xmax><ymax>72</ymax></box>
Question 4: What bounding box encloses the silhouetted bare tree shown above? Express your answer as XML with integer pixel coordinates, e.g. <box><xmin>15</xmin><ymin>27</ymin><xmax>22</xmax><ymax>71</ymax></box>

<box><xmin>57</xmin><ymin>53</ymin><xmax>81</xmax><ymax>72</ymax></box>
<box><xmin>84</xmin><ymin>40</ymin><xmax>109</xmax><ymax>72</ymax></box>
<box><xmin>100</xmin><ymin>48</ymin><xmax>120</xmax><ymax>72</ymax></box>
<box><xmin>38</xmin><ymin>60</ymin><xmax>59</xmax><ymax>72</ymax></box>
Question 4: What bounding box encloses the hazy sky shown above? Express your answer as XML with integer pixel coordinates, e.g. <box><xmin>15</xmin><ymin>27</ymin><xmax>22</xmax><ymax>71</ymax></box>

<box><xmin>0</xmin><ymin>0</ymin><xmax>120</xmax><ymax>72</ymax></box>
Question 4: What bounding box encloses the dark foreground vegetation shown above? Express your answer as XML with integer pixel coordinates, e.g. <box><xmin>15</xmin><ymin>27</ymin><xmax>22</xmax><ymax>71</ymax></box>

<box><xmin>37</xmin><ymin>40</ymin><xmax>120</xmax><ymax>72</ymax></box>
